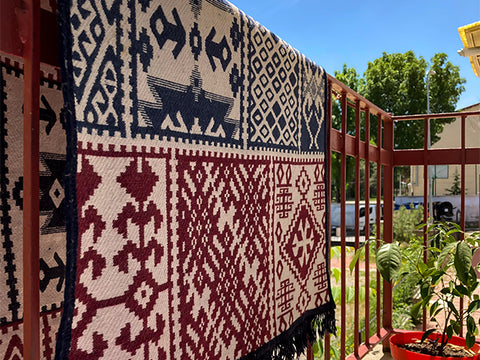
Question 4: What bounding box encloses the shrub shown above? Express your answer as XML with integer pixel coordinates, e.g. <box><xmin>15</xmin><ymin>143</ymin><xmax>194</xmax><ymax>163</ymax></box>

<box><xmin>393</xmin><ymin>205</ymin><xmax>423</xmax><ymax>243</ymax></box>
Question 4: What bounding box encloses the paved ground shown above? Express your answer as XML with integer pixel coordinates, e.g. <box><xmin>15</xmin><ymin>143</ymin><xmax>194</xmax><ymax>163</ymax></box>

<box><xmin>296</xmin><ymin>343</ymin><xmax>392</xmax><ymax>360</ymax></box>
<box><xmin>362</xmin><ymin>344</ymin><xmax>393</xmax><ymax>360</ymax></box>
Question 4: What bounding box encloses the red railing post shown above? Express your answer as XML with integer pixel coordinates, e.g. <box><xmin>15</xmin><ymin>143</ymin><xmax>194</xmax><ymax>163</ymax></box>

<box><xmin>382</xmin><ymin>118</ymin><xmax>394</xmax><ymax>351</ymax></box>
<box><xmin>324</xmin><ymin>78</ymin><xmax>333</xmax><ymax>360</ymax></box>
<box><xmin>340</xmin><ymin>91</ymin><xmax>348</xmax><ymax>360</ymax></box>
<box><xmin>376</xmin><ymin>115</ymin><xmax>382</xmax><ymax>337</ymax></box>
<box><xmin>364</xmin><ymin>108</ymin><xmax>371</xmax><ymax>347</ymax></box>
<box><xmin>422</xmin><ymin>117</ymin><xmax>429</xmax><ymax>331</ymax></box>
<box><xmin>461</xmin><ymin>115</ymin><xmax>466</xmax><ymax>234</ymax></box>
<box><xmin>21</xmin><ymin>0</ymin><xmax>41</xmax><ymax>359</ymax></box>
<box><xmin>459</xmin><ymin>115</ymin><xmax>467</xmax><ymax>337</ymax></box>
<box><xmin>307</xmin><ymin>342</ymin><xmax>314</xmax><ymax>360</ymax></box>
<box><xmin>0</xmin><ymin>0</ymin><xmax>24</xmax><ymax>57</ymax></box>
<box><xmin>353</xmin><ymin>100</ymin><xmax>361</xmax><ymax>356</ymax></box>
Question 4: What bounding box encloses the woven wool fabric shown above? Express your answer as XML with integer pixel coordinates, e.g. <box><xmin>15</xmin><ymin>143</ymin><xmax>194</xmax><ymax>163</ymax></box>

<box><xmin>0</xmin><ymin>59</ymin><xmax>66</xmax><ymax>360</ymax></box>
<box><xmin>56</xmin><ymin>0</ymin><xmax>335</xmax><ymax>359</ymax></box>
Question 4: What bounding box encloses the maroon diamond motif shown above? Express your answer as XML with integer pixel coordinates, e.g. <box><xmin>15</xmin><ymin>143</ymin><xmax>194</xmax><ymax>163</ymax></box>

<box><xmin>283</xmin><ymin>203</ymin><xmax>321</xmax><ymax>278</ymax></box>
<box><xmin>295</xmin><ymin>167</ymin><xmax>310</xmax><ymax>196</ymax></box>
<box><xmin>125</xmin><ymin>269</ymin><xmax>159</xmax><ymax>319</ymax></box>
<box><xmin>117</xmin><ymin>158</ymin><xmax>158</xmax><ymax>203</ymax></box>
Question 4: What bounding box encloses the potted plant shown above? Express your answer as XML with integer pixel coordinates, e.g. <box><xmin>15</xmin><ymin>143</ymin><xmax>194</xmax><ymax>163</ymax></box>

<box><xmin>351</xmin><ymin>222</ymin><xmax>480</xmax><ymax>359</ymax></box>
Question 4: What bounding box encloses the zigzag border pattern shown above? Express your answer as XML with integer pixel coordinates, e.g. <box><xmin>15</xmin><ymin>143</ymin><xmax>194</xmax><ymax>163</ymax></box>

<box><xmin>0</xmin><ymin>62</ymin><xmax>21</xmax><ymax>326</ymax></box>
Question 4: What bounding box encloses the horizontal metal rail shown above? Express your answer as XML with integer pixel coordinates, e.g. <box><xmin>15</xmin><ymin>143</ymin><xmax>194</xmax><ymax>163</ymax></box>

<box><xmin>393</xmin><ymin>110</ymin><xmax>480</xmax><ymax>120</ymax></box>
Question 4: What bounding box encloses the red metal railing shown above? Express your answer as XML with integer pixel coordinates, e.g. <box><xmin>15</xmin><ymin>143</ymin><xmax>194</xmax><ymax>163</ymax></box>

<box><xmin>1</xmin><ymin>2</ymin><xmax>480</xmax><ymax>360</ymax></box>
<box><xmin>22</xmin><ymin>1</ymin><xmax>41</xmax><ymax>359</ymax></box>
<box><xmin>324</xmin><ymin>76</ymin><xmax>394</xmax><ymax>360</ymax></box>
<box><xmin>1</xmin><ymin>1</ymin><xmax>42</xmax><ymax>359</ymax></box>
<box><xmin>393</xmin><ymin>111</ymin><xmax>480</xmax><ymax>339</ymax></box>
<box><xmin>320</xmin><ymin>78</ymin><xmax>480</xmax><ymax>360</ymax></box>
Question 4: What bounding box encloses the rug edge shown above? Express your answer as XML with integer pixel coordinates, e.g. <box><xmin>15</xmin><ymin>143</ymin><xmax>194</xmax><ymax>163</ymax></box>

<box><xmin>237</xmin><ymin>300</ymin><xmax>336</xmax><ymax>360</ymax></box>
<box><xmin>54</xmin><ymin>0</ymin><xmax>79</xmax><ymax>358</ymax></box>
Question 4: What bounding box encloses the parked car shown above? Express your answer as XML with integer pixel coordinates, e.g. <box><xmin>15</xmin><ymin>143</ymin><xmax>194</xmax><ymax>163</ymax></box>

<box><xmin>330</xmin><ymin>203</ymin><xmax>383</xmax><ymax>235</ymax></box>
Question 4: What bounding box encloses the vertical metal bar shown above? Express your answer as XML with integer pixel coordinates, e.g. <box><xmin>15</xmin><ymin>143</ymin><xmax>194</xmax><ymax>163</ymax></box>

<box><xmin>339</xmin><ymin>92</ymin><xmax>347</xmax><ymax>359</ymax></box>
<box><xmin>22</xmin><ymin>0</ymin><xmax>41</xmax><ymax>359</ymax></box>
<box><xmin>307</xmin><ymin>343</ymin><xmax>314</xmax><ymax>360</ymax></box>
<box><xmin>364</xmin><ymin>108</ymin><xmax>371</xmax><ymax>346</ymax></box>
<box><xmin>340</xmin><ymin>91</ymin><xmax>347</xmax><ymax>360</ymax></box>
<box><xmin>382</xmin><ymin>118</ymin><xmax>394</xmax><ymax>350</ymax></box>
<box><xmin>376</xmin><ymin>114</ymin><xmax>382</xmax><ymax>337</ymax></box>
<box><xmin>0</xmin><ymin>0</ymin><xmax>24</xmax><ymax>57</ymax></box>
<box><xmin>458</xmin><ymin>125</ymin><xmax>466</xmax><ymax>337</ymax></box>
<box><xmin>353</xmin><ymin>100</ymin><xmax>361</xmax><ymax>356</ymax></box>
<box><xmin>422</xmin><ymin>117</ymin><xmax>428</xmax><ymax>331</ymax></box>
<box><xmin>461</xmin><ymin>115</ymin><xmax>466</xmax><ymax>234</ymax></box>
<box><xmin>325</xmin><ymin>79</ymin><xmax>333</xmax><ymax>360</ymax></box>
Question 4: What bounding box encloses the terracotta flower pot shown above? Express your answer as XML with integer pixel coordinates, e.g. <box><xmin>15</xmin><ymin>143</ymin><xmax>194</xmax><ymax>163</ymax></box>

<box><xmin>389</xmin><ymin>332</ymin><xmax>480</xmax><ymax>360</ymax></box>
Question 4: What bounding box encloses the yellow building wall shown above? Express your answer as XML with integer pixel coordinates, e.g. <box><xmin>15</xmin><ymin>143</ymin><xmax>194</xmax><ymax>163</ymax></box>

<box><xmin>410</xmin><ymin>164</ymin><xmax>479</xmax><ymax>196</ymax></box>
<box><xmin>410</xmin><ymin>104</ymin><xmax>480</xmax><ymax>196</ymax></box>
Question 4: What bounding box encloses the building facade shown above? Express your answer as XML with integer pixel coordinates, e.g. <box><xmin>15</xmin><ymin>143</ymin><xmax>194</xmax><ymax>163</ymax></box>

<box><xmin>410</xmin><ymin>103</ymin><xmax>480</xmax><ymax>196</ymax></box>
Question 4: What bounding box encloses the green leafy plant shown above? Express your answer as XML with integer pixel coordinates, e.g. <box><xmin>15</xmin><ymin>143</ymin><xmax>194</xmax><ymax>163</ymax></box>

<box><xmin>393</xmin><ymin>205</ymin><xmax>424</xmax><ymax>243</ymax></box>
<box><xmin>351</xmin><ymin>222</ymin><xmax>480</xmax><ymax>355</ymax></box>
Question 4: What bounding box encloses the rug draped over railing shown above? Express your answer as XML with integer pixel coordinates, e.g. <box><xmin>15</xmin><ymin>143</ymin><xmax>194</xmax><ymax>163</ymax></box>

<box><xmin>0</xmin><ymin>58</ymin><xmax>65</xmax><ymax>359</ymax></box>
<box><xmin>52</xmin><ymin>0</ymin><xmax>336</xmax><ymax>359</ymax></box>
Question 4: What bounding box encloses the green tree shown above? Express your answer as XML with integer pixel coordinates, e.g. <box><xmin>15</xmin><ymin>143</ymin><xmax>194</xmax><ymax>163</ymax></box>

<box><xmin>362</xmin><ymin>51</ymin><xmax>466</xmax><ymax>149</ymax></box>
<box><xmin>331</xmin><ymin>65</ymin><xmax>363</xmax><ymax>201</ymax></box>
<box><xmin>446</xmin><ymin>169</ymin><xmax>462</xmax><ymax>195</ymax></box>
<box><xmin>330</xmin><ymin>52</ymin><xmax>465</xmax><ymax>201</ymax></box>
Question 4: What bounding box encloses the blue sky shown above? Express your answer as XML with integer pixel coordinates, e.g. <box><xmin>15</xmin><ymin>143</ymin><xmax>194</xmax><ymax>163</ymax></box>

<box><xmin>232</xmin><ymin>0</ymin><xmax>480</xmax><ymax>111</ymax></box>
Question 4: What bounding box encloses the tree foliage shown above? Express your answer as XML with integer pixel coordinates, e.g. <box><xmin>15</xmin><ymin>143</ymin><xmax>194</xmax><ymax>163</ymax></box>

<box><xmin>363</xmin><ymin>51</ymin><xmax>465</xmax><ymax>149</ymax></box>
<box><xmin>330</xmin><ymin>52</ymin><xmax>465</xmax><ymax>201</ymax></box>
<box><xmin>330</xmin><ymin>65</ymin><xmax>363</xmax><ymax>201</ymax></box>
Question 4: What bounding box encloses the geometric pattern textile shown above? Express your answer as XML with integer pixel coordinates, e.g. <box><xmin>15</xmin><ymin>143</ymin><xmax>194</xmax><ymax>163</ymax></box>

<box><xmin>0</xmin><ymin>59</ymin><xmax>66</xmax><ymax>360</ymax></box>
<box><xmin>56</xmin><ymin>0</ymin><xmax>335</xmax><ymax>359</ymax></box>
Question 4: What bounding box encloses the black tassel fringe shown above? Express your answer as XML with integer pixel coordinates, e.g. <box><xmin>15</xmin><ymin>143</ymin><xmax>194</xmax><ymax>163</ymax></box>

<box><xmin>238</xmin><ymin>302</ymin><xmax>336</xmax><ymax>360</ymax></box>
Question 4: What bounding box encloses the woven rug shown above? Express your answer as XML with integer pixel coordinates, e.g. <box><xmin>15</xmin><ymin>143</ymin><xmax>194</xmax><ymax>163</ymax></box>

<box><xmin>56</xmin><ymin>0</ymin><xmax>335</xmax><ymax>359</ymax></box>
<box><xmin>0</xmin><ymin>58</ymin><xmax>66</xmax><ymax>359</ymax></box>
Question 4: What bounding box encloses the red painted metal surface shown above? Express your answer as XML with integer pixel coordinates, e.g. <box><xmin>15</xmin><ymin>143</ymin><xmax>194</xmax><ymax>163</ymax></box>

<box><xmin>422</xmin><ymin>117</ymin><xmax>429</xmax><ymax>331</ymax></box>
<box><xmin>353</xmin><ymin>100</ymin><xmax>361</xmax><ymax>357</ymax></box>
<box><xmin>376</xmin><ymin>115</ymin><xmax>382</xmax><ymax>338</ymax></box>
<box><xmin>391</xmin><ymin>112</ymin><xmax>480</xmax><ymax>339</ymax></box>
<box><xmin>393</xmin><ymin>110</ymin><xmax>480</xmax><ymax>120</ymax></box>
<box><xmin>364</xmin><ymin>108</ymin><xmax>371</xmax><ymax>348</ymax></box>
<box><xmin>0</xmin><ymin>0</ymin><xmax>23</xmax><ymax>56</ymax></box>
<box><xmin>382</xmin><ymin>119</ymin><xmax>394</xmax><ymax>351</ymax></box>
<box><xmin>0</xmin><ymin>0</ymin><xmax>59</xmax><ymax>66</ymax></box>
<box><xmin>340</xmin><ymin>91</ymin><xmax>348</xmax><ymax>360</ymax></box>
<box><xmin>330</xmin><ymin>129</ymin><xmax>391</xmax><ymax>165</ymax></box>
<box><xmin>327</xmin><ymin>78</ymin><xmax>396</xmax><ymax>359</ymax></box>
<box><xmin>307</xmin><ymin>342</ymin><xmax>314</xmax><ymax>360</ymax></box>
<box><xmin>394</xmin><ymin>148</ymin><xmax>480</xmax><ymax>166</ymax></box>
<box><xmin>460</xmin><ymin>115</ymin><xmax>466</xmax><ymax>337</ymax></box>
<box><xmin>461</xmin><ymin>115</ymin><xmax>466</xmax><ymax>233</ymax></box>
<box><xmin>345</xmin><ymin>328</ymin><xmax>390</xmax><ymax>360</ymax></box>
<box><xmin>327</xmin><ymin>74</ymin><xmax>390</xmax><ymax>119</ymax></box>
<box><xmin>324</xmin><ymin>78</ymin><xmax>333</xmax><ymax>360</ymax></box>
<box><xmin>21</xmin><ymin>0</ymin><xmax>41</xmax><ymax>359</ymax></box>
